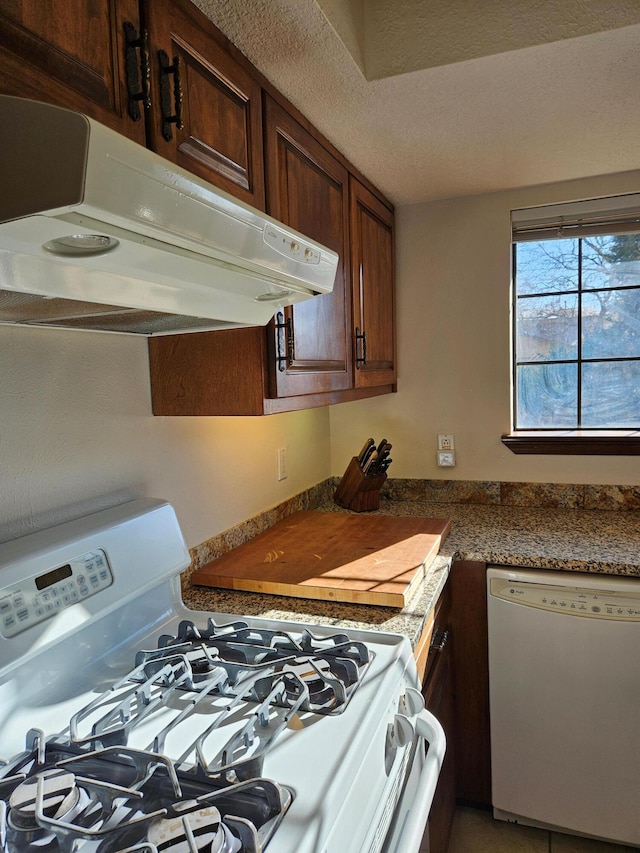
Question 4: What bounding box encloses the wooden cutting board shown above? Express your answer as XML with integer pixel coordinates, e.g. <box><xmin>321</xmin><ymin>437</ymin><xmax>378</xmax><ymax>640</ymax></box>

<box><xmin>191</xmin><ymin>511</ymin><xmax>451</xmax><ymax>608</ymax></box>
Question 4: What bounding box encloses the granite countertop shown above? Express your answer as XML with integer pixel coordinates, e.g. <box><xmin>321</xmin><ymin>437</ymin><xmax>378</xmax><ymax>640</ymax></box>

<box><xmin>183</xmin><ymin>498</ymin><xmax>640</xmax><ymax>647</ymax></box>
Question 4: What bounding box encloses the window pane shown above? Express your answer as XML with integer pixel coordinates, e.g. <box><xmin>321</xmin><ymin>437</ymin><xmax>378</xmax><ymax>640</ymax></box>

<box><xmin>583</xmin><ymin>234</ymin><xmax>640</xmax><ymax>291</ymax></box>
<box><xmin>516</xmin><ymin>294</ymin><xmax>578</xmax><ymax>362</ymax></box>
<box><xmin>516</xmin><ymin>363</ymin><xmax>577</xmax><ymax>428</ymax></box>
<box><xmin>515</xmin><ymin>239</ymin><xmax>578</xmax><ymax>295</ymax></box>
<box><xmin>513</xmin><ymin>225</ymin><xmax>640</xmax><ymax>432</ymax></box>
<box><xmin>582</xmin><ymin>290</ymin><xmax>640</xmax><ymax>359</ymax></box>
<box><xmin>582</xmin><ymin>362</ymin><xmax>640</xmax><ymax>427</ymax></box>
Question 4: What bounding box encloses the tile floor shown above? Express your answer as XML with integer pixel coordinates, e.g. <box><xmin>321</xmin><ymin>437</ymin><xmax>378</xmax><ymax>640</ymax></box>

<box><xmin>448</xmin><ymin>807</ymin><xmax>637</xmax><ymax>852</ymax></box>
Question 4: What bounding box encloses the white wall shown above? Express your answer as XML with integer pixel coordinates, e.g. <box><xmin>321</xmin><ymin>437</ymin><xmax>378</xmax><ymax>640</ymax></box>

<box><xmin>0</xmin><ymin>325</ymin><xmax>331</xmax><ymax>545</ymax></box>
<box><xmin>330</xmin><ymin>168</ymin><xmax>640</xmax><ymax>485</ymax></box>
<box><xmin>5</xmin><ymin>168</ymin><xmax>640</xmax><ymax>549</ymax></box>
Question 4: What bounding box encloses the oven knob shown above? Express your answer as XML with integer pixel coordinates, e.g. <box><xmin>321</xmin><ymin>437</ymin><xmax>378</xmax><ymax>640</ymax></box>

<box><xmin>393</xmin><ymin>713</ymin><xmax>415</xmax><ymax>747</ymax></box>
<box><xmin>384</xmin><ymin>713</ymin><xmax>416</xmax><ymax>774</ymax></box>
<box><xmin>400</xmin><ymin>687</ymin><xmax>425</xmax><ymax>717</ymax></box>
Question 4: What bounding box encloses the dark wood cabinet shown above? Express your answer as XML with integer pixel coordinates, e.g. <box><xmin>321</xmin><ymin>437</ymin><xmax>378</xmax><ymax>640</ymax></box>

<box><xmin>422</xmin><ymin>582</ymin><xmax>456</xmax><ymax>853</ymax></box>
<box><xmin>0</xmin><ymin>0</ymin><xmax>146</xmax><ymax>144</ymax></box>
<box><xmin>148</xmin><ymin>324</ymin><xmax>397</xmax><ymax>415</ymax></box>
<box><xmin>350</xmin><ymin>177</ymin><xmax>396</xmax><ymax>389</ymax></box>
<box><xmin>1</xmin><ymin>0</ymin><xmax>396</xmax><ymax>415</ymax></box>
<box><xmin>449</xmin><ymin>560</ymin><xmax>492</xmax><ymax>807</ymax></box>
<box><xmin>416</xmin><ymin>563</ymin><xmax>493</xmax><ymax>852</ymax></box>
<box><xmin>0</xmin><ymin>0</ymin><xmax>264</xmax><ymax>207</ymax></box>
<box><xmin>262</xmin><ymin>95</ymin><xmax>352</xmax><ymax>398</ymax></box>
<box><xmin>148</xmin><ymin>96</ymin><xmax>396</xmax><ymax>416</ymax></box>
<box><xmin>141</xmin><ymin>0</ymin><xmax>265</xmax><ymax>209</ymax></box>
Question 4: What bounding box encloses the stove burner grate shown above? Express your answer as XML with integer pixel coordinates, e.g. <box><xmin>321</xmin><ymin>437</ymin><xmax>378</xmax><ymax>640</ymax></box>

<box><xmin>150</xmin><ymin>618</ymin><xmax>373</xmax><ymax>714</ymax></box>
<box><xmin>64</xmin><ymin>618</ymin><xmax>372</xmax><ymax>777</ymax></box>
<box><xmin>0</xmin><ymin>743</ymin><xmax>291</xmax><ymax>853</ymax></box>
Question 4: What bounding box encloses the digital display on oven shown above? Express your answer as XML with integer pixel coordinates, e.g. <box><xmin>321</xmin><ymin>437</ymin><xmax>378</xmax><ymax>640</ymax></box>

<box><xmin>35</xmin><ymin>563</ymin><xmax>73</xmax><ymax>590</ymax></box>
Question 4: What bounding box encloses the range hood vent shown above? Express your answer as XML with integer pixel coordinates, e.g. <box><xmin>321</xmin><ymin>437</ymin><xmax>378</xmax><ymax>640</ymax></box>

<box><xmin>0</xmin><ymin>96</ymin><xmax>338</xmax><ymax>335</ymax></box>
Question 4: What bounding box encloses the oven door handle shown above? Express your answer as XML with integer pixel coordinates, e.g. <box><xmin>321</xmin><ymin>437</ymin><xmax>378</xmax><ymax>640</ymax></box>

<box><xmin>397</xmin><ymin>708</ymin><xmax>446</xmax><ymax>853</ymax></box>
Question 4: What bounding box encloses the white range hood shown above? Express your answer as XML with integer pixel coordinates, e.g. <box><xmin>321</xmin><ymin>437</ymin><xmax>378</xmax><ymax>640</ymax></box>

<box><xmin>0</xmin><ymin>96</ymin><xmax>338</xmax><ymax>335</ymax></box>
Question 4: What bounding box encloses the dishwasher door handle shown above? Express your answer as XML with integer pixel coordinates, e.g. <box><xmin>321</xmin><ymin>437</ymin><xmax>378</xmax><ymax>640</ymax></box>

<box><xmin>395</xmin><ymin>708</ymin><xmax>446</xmax><ymax>853</ymax></box>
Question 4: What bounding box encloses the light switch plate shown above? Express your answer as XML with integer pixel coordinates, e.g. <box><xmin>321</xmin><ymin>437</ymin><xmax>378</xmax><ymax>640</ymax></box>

<box><xmin>437</xmin><ymin>450</ymin><xmax>455</xmax><ymax>467</ymax></box>
<box><xmin>277</xmin><ymin>447</ymin><xmax>288</xmax><ymax>480</ymax></box>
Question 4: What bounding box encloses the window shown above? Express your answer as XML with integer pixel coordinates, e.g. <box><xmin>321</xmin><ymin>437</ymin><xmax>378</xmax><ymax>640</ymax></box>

<box><xmin>504</xmin><ymin>194</ymin><xmax>640</xmax><ymax>454</ymax></box>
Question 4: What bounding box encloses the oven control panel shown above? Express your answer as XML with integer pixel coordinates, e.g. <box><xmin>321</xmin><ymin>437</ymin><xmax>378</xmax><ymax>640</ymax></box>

<box><xmin>0</xmin><ymin>549</ymin><xmax>113</xmax><ymax>638</ymax></box>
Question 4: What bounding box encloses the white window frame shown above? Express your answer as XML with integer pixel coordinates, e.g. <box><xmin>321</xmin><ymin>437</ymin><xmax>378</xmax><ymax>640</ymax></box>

<box><xmin>502</xmin><ymin>193</ymin><xmax>640</xmax><ymax>456</ymax></box>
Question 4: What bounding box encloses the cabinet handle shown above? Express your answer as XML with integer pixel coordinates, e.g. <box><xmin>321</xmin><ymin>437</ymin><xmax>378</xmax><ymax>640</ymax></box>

<box><xmin>158</xmin><ymin>50</ymin><xmax>184</xmax><ymax>141</ymax></box>
<box><xmin>355</xmin><ymin>327</ymin><xmax>367</xmax><ymax>367</ymax></box>
<box><xmin>275</xmin><ymin>312</ymin><xmax>294</xmax><ymax>371</ymax></box>
<box><xmin>430</xmin><ymin>628</ymin><xmax>449</xmax><ymax>653</ymax></box>
<box><xmin>124</xmin><ymin>22</ymin><xmax>151</xmax><ymax>120</ymax></box>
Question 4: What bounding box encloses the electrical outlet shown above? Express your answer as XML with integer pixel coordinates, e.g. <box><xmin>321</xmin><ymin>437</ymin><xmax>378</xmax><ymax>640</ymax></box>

<box><xmin>437</xmin><ymin>450</ymin><xmax>456</xmax><ymax>467</ymax></box>
<box><xmin>438</xmin><ymin>434</ymin><xmax>455</xmax><ymax>451</ymax></box>
<box><xmin>277</xmin><ymin>447</ymin><xmax>288</xmax><ymax>481</ymax></box>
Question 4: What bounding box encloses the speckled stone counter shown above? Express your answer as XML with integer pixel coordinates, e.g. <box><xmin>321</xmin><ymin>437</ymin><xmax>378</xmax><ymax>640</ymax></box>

<box><xmin>183</xmin><ymin>495</ymin><xmax>640</xmax><ymax>647</ymax></box>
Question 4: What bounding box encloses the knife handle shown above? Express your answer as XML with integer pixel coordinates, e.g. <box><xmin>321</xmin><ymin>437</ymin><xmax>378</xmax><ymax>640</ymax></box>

<box><xmin>362</xmin><ymin>450</ymin><xmax>378</xmax><ymax>475</ymax></box>
<box><xmin>375</xmin><ymin>437</ymin><xmax>388</xmax><ymax>455</ymax></box>
<box><xmin>357</xmin><ymin>438</ymin><xmax>375</xmax><ymax>466</ymax></box>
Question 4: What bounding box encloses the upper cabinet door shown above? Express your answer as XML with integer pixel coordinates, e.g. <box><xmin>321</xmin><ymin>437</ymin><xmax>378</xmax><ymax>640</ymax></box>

<box><xmin>0</xmin><ymin>0</ymin><xmax>146</xmax><ymax>143</ymax></box>
<box><xmin>264</xmin><ymin>96</ymin><xmax>352</xmax><ymax>398</ymax></box>
<box><xmin>350</xmin><ymin>177</ymin><xmax>396</xmax><ymax>389</ymax></box>
<box><xmin>142</xmin><ymin>0</ymin><xmax>265</xmax><ymax>209</ymax></box>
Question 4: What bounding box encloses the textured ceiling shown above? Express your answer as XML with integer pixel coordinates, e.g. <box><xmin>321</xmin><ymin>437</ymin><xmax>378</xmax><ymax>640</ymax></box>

<box><xmin>192</xmin><ymin>0</ymin><xmax>640</xmax><ymax>205</ymax></box>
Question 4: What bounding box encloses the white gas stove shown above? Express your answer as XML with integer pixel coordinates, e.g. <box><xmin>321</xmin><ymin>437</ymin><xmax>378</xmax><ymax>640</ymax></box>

<box><xmin>0</xmin><ymin>499</ymin><xmax>444</xmax><ymax>853</ymax></box>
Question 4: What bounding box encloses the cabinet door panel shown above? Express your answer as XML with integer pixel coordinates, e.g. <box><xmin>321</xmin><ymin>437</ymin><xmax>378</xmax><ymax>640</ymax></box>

<box><xmin>143</xmin><ymin>0</ymin><xmax>264</xmax><ymax>209</ymax></box>
<box><xmin>422</xmin><ymin>582</ymin><xmax>456</xmax><ymax>853</ymax></box>
<box><xmin>0</xmin><ymin>0</ymin><xmax>145</xmax><ymax>143</ymax></box>
<box><xmin>350</xmin><ymin>178</ymin><xmax>396</xmax><ymax>388</ymax></box>
<box><xmin>264</xmin><ymin>96</ymin><xmax>352</xmax><ymax>397</ymax></box>
<box><xmin>424</xmin><ymin>648</ymin><xmax>456</xmax><ymax>853</ymax></box>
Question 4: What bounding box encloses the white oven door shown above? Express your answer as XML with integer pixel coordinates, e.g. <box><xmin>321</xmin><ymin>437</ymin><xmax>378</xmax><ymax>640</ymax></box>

<box><xmin>382</xmin><ymin>708</ymin><xmax>445</xmax><ymax>853</ymax></box>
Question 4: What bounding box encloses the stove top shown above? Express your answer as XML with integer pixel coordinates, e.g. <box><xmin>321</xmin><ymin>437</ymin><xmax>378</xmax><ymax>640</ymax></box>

<box><xmin>0</xmin><ymin>611</ymin><xmax>376</xmax><ymax>851</ymax></box>
<box><xmin>0</xmin><ymin>499</ymin><xmax>432</xmax><ymax>853</ymax></box>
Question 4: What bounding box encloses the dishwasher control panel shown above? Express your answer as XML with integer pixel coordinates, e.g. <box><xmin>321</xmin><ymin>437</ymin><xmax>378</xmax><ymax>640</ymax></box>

<box><xmin>489</xmin><ymin>577</ymin><xmax>640</xmax><ymax>620</ymax></box>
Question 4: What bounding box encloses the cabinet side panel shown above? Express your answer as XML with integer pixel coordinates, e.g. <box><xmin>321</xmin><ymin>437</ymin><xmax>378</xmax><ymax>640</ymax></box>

<box><xmin>148</xmin><ymin>328</ymin><xmax>268</xmax><ymax>416</ymax></box>
<box><xmin>449</xmin><ymin>560</ymin><xmax>491</xmax><ymax>806</ymax></box>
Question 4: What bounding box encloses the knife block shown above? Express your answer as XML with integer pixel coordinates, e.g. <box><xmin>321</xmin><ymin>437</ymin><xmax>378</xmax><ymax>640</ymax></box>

<box><xmin>334</xmin><ymin>457</ymin><xmax>387</xmax><ymax>512</ymax></box>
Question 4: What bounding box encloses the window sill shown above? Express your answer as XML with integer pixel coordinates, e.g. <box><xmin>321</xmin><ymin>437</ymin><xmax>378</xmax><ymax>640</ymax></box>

<box><xmin>501</xmin><ymin>431</ymin><xmax>640</xmax><ymax>455</ymax></box>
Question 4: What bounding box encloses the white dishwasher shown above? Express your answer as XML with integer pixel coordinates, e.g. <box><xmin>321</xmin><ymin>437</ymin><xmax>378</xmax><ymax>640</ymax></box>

<box><xmin>487</xmin><ymin>566</ymin><xmax>640</xmax><ymax>847</ymax></box>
